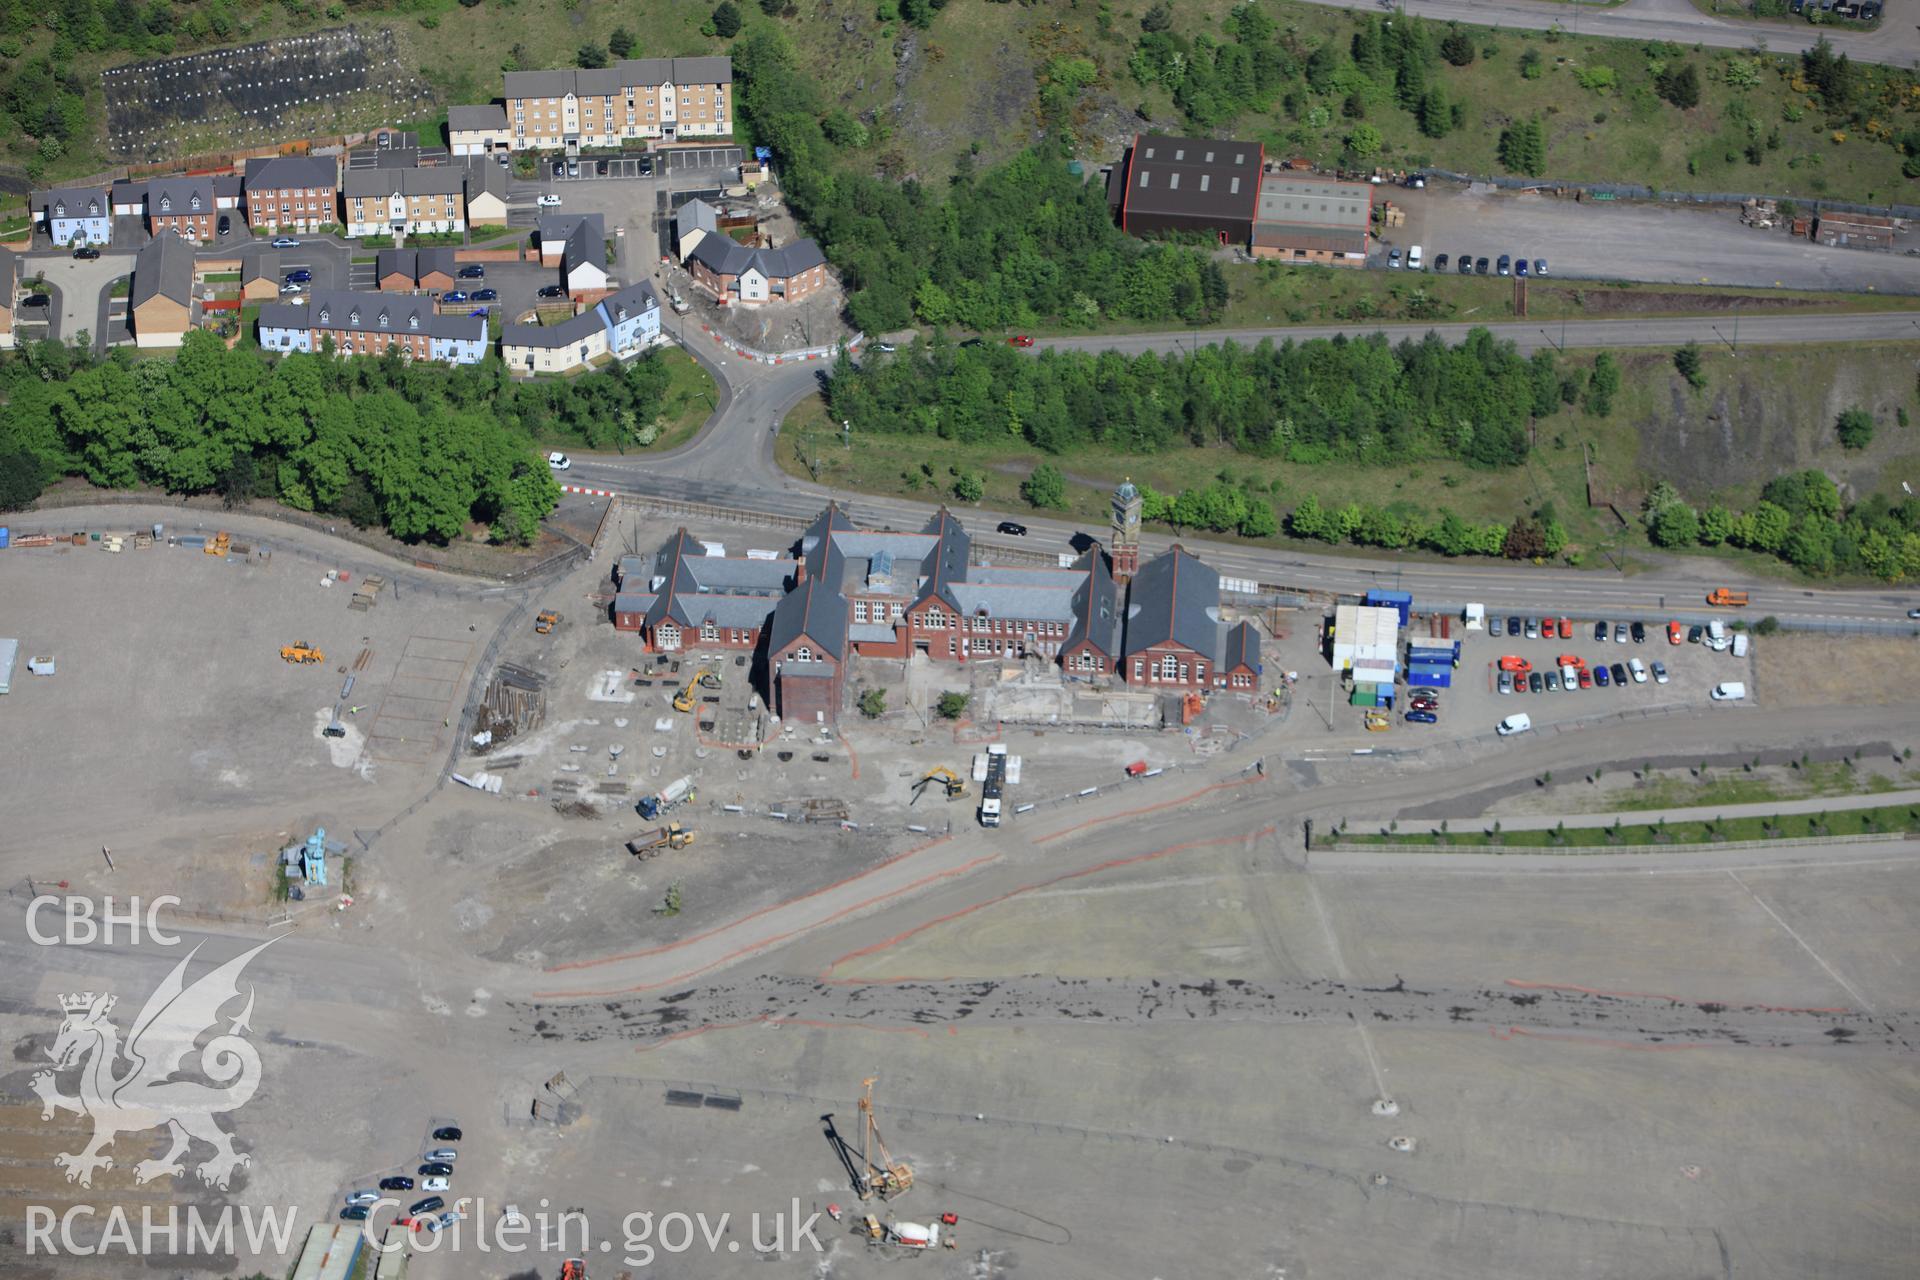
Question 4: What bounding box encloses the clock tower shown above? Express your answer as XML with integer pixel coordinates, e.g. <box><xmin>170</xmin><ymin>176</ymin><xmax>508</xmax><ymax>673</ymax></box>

<box><xmin>1110</xmin><ymin>478</ymin><xmax>1142</xmax><ymax>584</ymax></box>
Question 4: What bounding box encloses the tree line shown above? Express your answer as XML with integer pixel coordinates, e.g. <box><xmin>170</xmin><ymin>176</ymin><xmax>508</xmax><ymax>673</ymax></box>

<box><xmin>828</xmin><ymin>328</ymin><xmax>1560</xmax><ymax>467</ymax></box>
<box><xmin>0</xmin><ymin>332</ymin><xmax>677</xmax><ymax>542</ymax></box>
<box><xmin>1643</xmin><ymin>469</ymin><xmax>1920</xmax><ymax>581</ymax></box>
<box><xmin>732</xmin><ymin>29</ymin><xmax>1228</xmax><ymax>336</ymax></box>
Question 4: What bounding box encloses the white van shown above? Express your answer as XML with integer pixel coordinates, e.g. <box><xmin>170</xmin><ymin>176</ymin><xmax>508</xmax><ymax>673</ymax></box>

<box><xmin>1407</xmin><ymin>244</ymin><xmax>1423</xmax><ymax>270</ymax></box>
<box><xmin>1496</xmin><ymin>712</ymin><xmax>1532</xmax><ymax>736</ymax></box>
<box><xmin>1731</xmin><ymin>632</ymin><xmax>1750</xmax><ymax>658</ymax></box>
<box><xmin>1706</xmin><ymin>619</ymin><xmax>1730</xmax><ymax>651</ymax></box>
<box><xmin>1710</xmin><ymin>682</ymin><xmax>1747</xmax><ymax>701</ymax></box>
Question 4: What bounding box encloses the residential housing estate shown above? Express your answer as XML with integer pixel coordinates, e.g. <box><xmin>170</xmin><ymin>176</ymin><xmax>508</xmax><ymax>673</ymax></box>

<box><xmin>342</xmin><ymin>164</ymin><xmax>467</xmax><ymax>238</ymax></box>
<box><xmin>501</xmin><ymin>280</ymin><xmax>661</xmax><ymax>374</ymax></box>
<box><xmin>449</xmin><ymin>56</ymin><xmax>732</xmax><ymax>155</ymax></box>
<box><xmin>611</xmin><ymin>483</ymin><xmax>1261</xmax><ymax>723</ymax></box>
<box><xmin>242</xmin><ymin>155</ymin><xmax>341</xmax><ymax>233</ymax></box>
<box><xmin>257</xmin><ymin>290</ymin><xmax>488</xmax><ymax>365</ymax></box>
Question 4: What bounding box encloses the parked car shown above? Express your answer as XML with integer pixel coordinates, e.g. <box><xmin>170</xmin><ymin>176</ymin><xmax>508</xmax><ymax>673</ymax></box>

<box><xmin>1687</xmin><ymin>624</ymin><xmax>1704</xmax><ymax>644</ymax></box>
<box><xmin>284</xmin><ymin>269</ymin><xmax>312</xmax><ymax>283</ymax></box>
<box><xmin>457</xmin><ymin>264</ymin><xmax>486</xmax><ymax>279</ymax></box>
<box><xmin>1557</xmin><ymin>617</ymin><xmax>1572</xmax><ymax>639</ymax></box>
<box><xmin>537</xmin><ymin>194</ymin><xmax>563</xmax><ymax>207</ymax></box>
<box><xmin>567</xmin><ymin>160</ymin><xmax>580</xmax><ymax>177</ymax></box>
<box><xmin>1506</xmin><ymin>616</ymin><xmax>1521</xmax><ymax>635</ymax></box>
<box><xmin>552</xmin><ymin>160</ymin><xmax>565</xmax><ymax>177</ymax></box>
<box><xmin>996</xmin><ymin>520</ymin><xmax>1028</xmax><ymax>536</ymax></box>
<box><xmin>1668</xmin><ymin>620</ymin><xmax>1685</xmax><ymax>644</ymax></box>
<box><xmin>22</xmin><ymin>293</ymin><xmax>50</xmax><ymax>308</ymax></box>
<box><xmin>537</xmin><ymin>284</ymin><xmax>568</xmax><ymax>298</ymax></box>
<box><xmin>1651</xmin><ymin>661</ymin><xmax>1669</xmax><ymax>684</ymax></box>
<box><xmin>1514</xmin><ymin>256</ymin><xmax>1528</xmax><ymax>278</ymax></box>
<box><xmin>1524</xmin><ymin>618</ymin><xmax>1539</xmax><ymax>639</ymax></box>
<box><xmin>217</xmin><ymin>214</ymin><xmax>231</xmax><ymax>236</ymax></box>
<box><xmin>442</xmin><ymin>290</ymin><xmax>469</xmax><ymax>304</ymax></box>
<box><xmin>1406</xmin><ymin>709</ymin><xmax>1437</xmax><ymax>723</ymax></box>
<box><xmin>1545</xmin><ymin>672</ymin><xmax>1560</xmax><ymax>692</ymax></box>
<box><xmin>1609</xmin><ymin>662</ymin><xmax>1629</xmax><ymax>686</ymax></box>
<box><xmin>1497</xmin><ymin>712</ymin><xmax>1532</xmax><ymax>736</ymax></box>
<box><xmin>875</xmin><ymin>341</ymin><xmax>896</xmax><ymax>353</ymax></box>
<box><xmin>1711</xmin><ymin>681</ymin><xmax>1747</xmax><ymax>701</ymax></box>
<box><xmin>424</xmin><ymin>1149</ymin><xmax>458</xmax><ymax>1163</ymax></box>
<box><xmin>469</xmin><ymin>308</ymin><xmax>489</xmax><ymax>317</ymax></box>
<box><xmin>1498</xmin><ymin>670</ymin><xmax>1513</xmax><ymax>695</ymax></box>
<box><xmin>1387</xmin><ymin>248</ymin><xmax>1401</xmax><ymax>268</ymax></box>
<box><xmin>1474</xmin><ymin>256</ymin><xmax>1490</xmax><ymax>274</ymax></box>
<box><xmin>1629</xmin><ymin>657</ymin><xmax>1648</xmax><ymax>683</ymax></box>
<box><xmin>1533</xmin><ymin>259</ymin><xmax>1548</xmax><ymax>277</ymax></box>
<box><xmin>1008</xmin><ymin>334</ymin><xmax>1035</xmax><ymax>347</ymax></box>
<box><xmin>1577</xmin><ymin>667</ymin><xmax>1593</xmax><ymax>689</ymax></box>
<box><xmin>270</xmin><ymin>237</ymin><xmax>300</xmax><ymax>248</ymax></box>
<box><xmin>1496</xmin><ymin>254</ymin><xmax>1512</xmax><ymax>276</ymax></box>
<box><xmin>1434</xmin><ymin>253</ymin><xmax>1449</xmax><ymax>272</ymax></box>
<box><xmin>1458</xmin><ymin>254</ymin><xmax>1473</xmax><ymax>275</ymax></box>
<box><xmin>1593</xmin><ymin>620</ymin><xmax>1608</xmax><ymax>643</ymax></box>
<box><xmin>346</xmin><ymin>1191</ymin><xmax>381</xmax><ymax>1206</ymax></box>
<box><xmin>1631</xmin><ymin>621</ymin><xmax>1647</xmax><ymax>644</ymax></box>
<box><xmin>1614</xmin><ymin>622</ymin><xmax>1628</xmax><ymax>643</ymax></box>
<box><xmin>1594</xmin><ymin>664</ymin><xmax>1610</xmax><ymax>688</ymax></box>
<box><xmin>470</xmin><ymin>288</ymin><xmax>497</xmax><ymax>302</ymax></box>
<box><xmin>408</xmin><ymin>1197</ymin><xmax>445</xmax><ymax>1217</ymax></box>
<box><xmin>1497</xmin><ymin>655</ymin><xmax>1531</xmax><ymax>673</ymax></box>
<box><xmin>379</xmin><ymin>1176</ymin><xmax>414</xmax><ymax>1192</ymax></box>
<box><xmin>418</xmin><ymin>1162</ymin><xmax>453</xmax><ymax>1177</ymax></box>
<box><xmin>73</xmin><ymin>245</ymin><xmax>101</xmax><ymax>260</ymax></box>
<box><xmin>1528</xmin><ymin>671</ymin><xmax>1544</xmax><ymax>694</ymax></box>
<box><xmin>279</xmin><ymin>283</ymin><xmax>306</xmax><ymax>296</ymax></box>
<box><xmin>1410</xmin><ymin>694</ymin><xmax>1439</xmax><ymax>710</ymax></box>
<box><xmin>1489</xmin><ymin>615</ymin><xmax>1505</xmax><ymax>638</ymax></box>
<box><xmin>637</xmin><ymin>156</ymin><xmax>655</xmax><ymax>176</ymax></box>
<box><xmin>596</xmin><ymin>159</ymin><xmax>610</xmax><ymax>175</ymax></box>
<box><xmin>341</xmin><ymin>1206</ymin><xmax>371</xmax><ymax>1221</ymax></box>
<box><xmin>547</xmin><ymin>451</ymin><xmax>572</xmax><ymax>470</ymax></box>
<box><xmin>422</xmin><ymin>1177</ymin><xmax>450</xmax><ymax>1192</ymax></box>
<box><xmin>432</xmin><ymin>1126</ymin><xmax>463</xmax><ymax>1142</ymax></box>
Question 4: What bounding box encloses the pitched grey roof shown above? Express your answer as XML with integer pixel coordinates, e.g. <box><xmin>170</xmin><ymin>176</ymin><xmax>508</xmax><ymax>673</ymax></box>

<box><xmin>668</xmin><ymin>55</ymin><xmax>733</xmax><ymax>85</ymax></box>
<box><xmin>1121</xmin><ymin>546</ymin><xmax>1221</xmax><ymax>659</ymax></box>
<box><xmin>599</xmin><ymin>280</ymin><xmax>659</xmax><ymax>323</ymax></box>
<box><xmin>130</xmin><ymin>231</ymin><xmax>195</xmax><ymax>310</ymax></box>
<box><xmin>257</xmin><ymin>301</ymin><xmax>308</xmax><ymax>330</ymax></box>
<box><xmin>1221</xmin><ymin>620</ymin><xmax>1260</xmax><ymax>673</ymax></box>
<box><xmin>449</xmin><ymin>103</ymin><xmax>508</xmax><ymax>131</ymax></box>
<box><xmin>911</xmin><ymin>508</ymin><xmax>972</xmax><ymax>609</ymax></box>
<box><xmin>213</xmin><ymin>174</ymin><xmax>243</xmax><ymax>200</ymax></box>
<box><xmin>575</xmin><ymin>64</ymin><xmax>626</xmax><ymax>96</ymax></box>
<box><xmin>563</xmin><ymin>218</ymin><xmax>606</xmax><ymax>274</ymax></box>
<box><xmin>147</xmin><ymin>177</ymin><xmax>217</xmax><ymax>217</ymax></box>
<box><xmin>612</xmin><ymin>592</ymin><xmax>658</xmax><ymax>617</ymax></box>
<box><xmin>243</xmin><ymin>155</ymin><xmax>338</xmax><ymax>192</ymax></box>
<box><xmin>0</xmin><ymin>245</ymin><xmax>19</xmax><ymax>313</ymax></box>
<box><xmin>376</xmin><ymin>247</ymin><xmax>457</xmax><ymax>283</ymax></box>
<box><xmin>538</xmin><ymin>211</ymin><xmax>604</xmax><ymax>248</ymax></box>
<box><xmin>946</xmin><ymin>582</ymin><xmax>1078</xmax><ymax>625</ymax></box>
<box><xmin>677</xmin><ymin>198</ymin><xmax>718</xmax><ymax>235</ymax></box>
<box><xmin>1066</xmin><ymin>549</ymin><xmax>1122</xmax><ymax>657</ymax></box>
<box><xmin>299</xmin><ymin>289</ymin><xmax>486</xmax><ymax>343</ymax></box>
<box><xmin>463</xmin><ymin>159</ymin><xmax>509</xmax><ymax>204</ymax></box>
<box><xmin>32</xmin><ymin>186</ymin><xmax>109</xmax><ymax>219</ymax></box>
<box><xmin>244</xmin><ymin>252</ymin><xmax>279</xmax><ymax>285</ymax></box>
<box><xmin>343</xmin><ymin>165</ymin><xmax>465</xmax><ymax>198</ymax></box>
<box><xmin>503</xmin><ymin>69</ymin><xmax>576</xmax><ymax>99</ymax></box>
<box><xmin>501</xmin><ymin>308</ymin><xmax>602</xmax><ymax>350</ymax></box>
<box><xmin>767</xmin><ymin>576</ymin><xmax>847</xmax><ymax>661</ymax></box>
<box><xmin>687</xmin><ymin>235</ymin><xmax>826</xmax><ymax>282</ymax></box>
<box><xmin>630</xmin><ymin>530</ymin><xmax>790</xmax><ymax>635</ymax></box>
<box><xmin>799</xmin><ymin>503</ymin><xmax>859</xmax><ymax>581</ymax></box>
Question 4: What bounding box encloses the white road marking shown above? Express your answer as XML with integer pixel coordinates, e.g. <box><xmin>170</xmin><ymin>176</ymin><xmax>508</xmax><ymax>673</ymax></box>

<box><xmin>1725</xmin><ymin>869</ymin><xmax>1875</xmax><ymax>1011</ymax></box>
<box><xmin>1305</xmin><ymin>874</ymin><xmax>1391</xmax><ymax>1101</ymax></box>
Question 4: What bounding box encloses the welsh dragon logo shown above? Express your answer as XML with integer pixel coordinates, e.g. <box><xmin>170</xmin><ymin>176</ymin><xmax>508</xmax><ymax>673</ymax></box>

<box><xmin>32</xmin><ymin>938</ymin><xmax>276</xmax><ymax>1190</ymax></box>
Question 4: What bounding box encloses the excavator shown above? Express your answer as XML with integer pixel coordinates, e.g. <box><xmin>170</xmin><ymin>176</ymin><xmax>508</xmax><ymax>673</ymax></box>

<box><xmin>910</xmin><ymin>767</ymin><xmax>969</xmax><ymax>805</ymax></box>
<box><xmin>671</xmin><ymin>667</ymin><xmax>722</xmax><ymax>713</ymax></box>
<box><xmin>280</xmin><ymin>642</ymin><xmax>324</xmax><ymax>664</ymax></box>
<box><xmin>856</xmin><ymin>1076</ymin><xmax>914</xmax><ymax>1201</ymax></box>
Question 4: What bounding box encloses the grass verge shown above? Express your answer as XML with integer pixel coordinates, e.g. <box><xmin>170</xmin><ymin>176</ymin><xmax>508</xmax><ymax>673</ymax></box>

<box><xmin>1334</xmin><ymin>799</ymin><xmax>1920</xmax><ymax>848</ymax></box>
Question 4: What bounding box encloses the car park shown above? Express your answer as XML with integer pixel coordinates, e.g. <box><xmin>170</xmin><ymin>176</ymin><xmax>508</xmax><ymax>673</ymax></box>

<box><xmin>1406</xmin><ymin>709</ymin><xmax>1437</xmax><ymax>723</ymax></box>
<box><xmin>380</xmin><ymin>1176</ymin><xmax>414</xmax><ymax>1191</ymax></box>
<box><xmin>470</xmin><ymin>288</ymin><xmax>497</xmax><ymax>301</ymax></box>
<box><xmin>1528</xmin><ymin>672</ymin><xmax>1543</xmax><ymax>694</ymax></box>
<box><xmin>1629</xmin><ymin>658</ymin><xmax>1648</xmax><ymax>683</ymax></box>
<box><xmin>1651</xmin><ymin>661</ymin><xmax>1669</xmax><ymax>684</ymax></box>
<box><xmin>996</xmin><ymin>521</ymin><xmax>1027</xmax><ymax>536</ymax></box>
<box><xmin>458</xmin><ymin>265</ymin><xmax>486</xmax><ymax>280</ymax></box>
<box><xmin>1631</xmin><ymin>621</ymin><xmax>1646</xmax><ymax>644</ymax></box>
<box><xmin>1496</xmin><ymin>255</ymin><xmax>1512</xmax><ymax>276</ymax></box>
<box><xmin>1609</xmin><ymin>662</ymin><xmax>1628</xmax><ymax>686</ymax></box>
<box><xmin>1594</xmin><ymin>664</ymin><xmax>1610</xmax><ymax>688</ymax></box>
<box><xmin>547</xmin><ymin>451</ymin><xmax>571</xmax><ymax>470</ymax></box>
<box><xmin>537</xmin><ymin>194</ymin><xmax>563</xmax><ymax>207</ymax></box>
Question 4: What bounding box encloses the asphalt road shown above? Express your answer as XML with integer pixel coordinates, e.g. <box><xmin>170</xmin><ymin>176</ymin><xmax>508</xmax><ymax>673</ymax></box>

<box><xmin>1302</xmin><ymin>0</ymin><xmax>1920</xmax><ymax>69</ymax></box>
<box><xmin>569</xmin><ymin>309</ymin><xmax>1920</xmax><ymax>627</ymax></box>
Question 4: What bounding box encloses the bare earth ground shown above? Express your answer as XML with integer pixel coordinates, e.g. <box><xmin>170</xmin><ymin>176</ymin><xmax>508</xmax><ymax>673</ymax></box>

<box><xmin>1756</xmin><ymin>634</ymin><xmax>1920</xmax><ymax>707</ymax></box>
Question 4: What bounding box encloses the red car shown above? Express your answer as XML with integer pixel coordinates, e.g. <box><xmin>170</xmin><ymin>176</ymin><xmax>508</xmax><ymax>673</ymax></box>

<box><xmin>1497</xmin><ymin>655</ymin><xmax>1531</xmax><ymax>673</ymax></box>
<box><xmin>1556</xmin><ymin>617</ymin><xmax>1572</xmax><ymax>639</ymax></box>
<box><xmin>1667</xmin><ymin>620</ymin><xmax>1684</xmax><ymax>645</ymax></box>
<box><xmin>1008</xmin><ymin>334</ymin><xmax>1035</xmax><ymax>347</ymax></box>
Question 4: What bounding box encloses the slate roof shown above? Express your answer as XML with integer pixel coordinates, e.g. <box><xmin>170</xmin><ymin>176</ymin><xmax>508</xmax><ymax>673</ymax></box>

<box><xmin>243</xmin><ymin>155</ymin><xmax>338</xmax><ymax>192</ymax></box>
<box><xmin>244</xmin><ymin>252</ymin><xmax>279</xmax><ymax>286</ymax></box>
<box><xmin>766</xmin><ymin>576</ymin><xmax>847</xmax><ymax>660</ymax></box>
<box><xmin>343</xmin><ymin>165</ymin><xmax>465</xmax><ymax>198</ymax></box>
<box><xmin>599</xmin><ymin>280</ymin><xmax>658</xmax><ymax>323</ymax></box>
<box><xmin>563</xmin><ymin>218</ymin><xmax>606</xmax><ymax>274</ymax></box>
<box><xmin>502</xmin><ymin>309</ymin><xmax>602</xmax><ymax>350</ymax></box>
<box><xmin>1065</xmin><ymin>549</ymin><xmax>1123</xmax><ymax>658</ymax></box>
<box><xmin>910</xmin><ymin>508</ymin><xmax>972</xmax><ymax>611</ymax></box>
<box><xmin>503</xmin><ymin>57</ymin><xmax>731</xmax><ymax>101</ymax></box>
<box><xmin>539</xmin><ymin>212</ymin><xmax>604</xmax><ymax>249</ymax></box>
<box><xmin>147</xmin><ymin>176</ymin><xmax>217</xmax><ymax>217</ymax></box>
<box><xmin>947</xmin><ymin>583</ymin><xmax>1078</xmax><ymax>625</ymax></box>
<box><xmin>376</xmin><ymin>247</ymin><xmax>458</xmax><ymax>284</ymax></box>
<box><xmin>448</xmin><ymin>103</ymin><xmax>508</xmax><ymax>132</ymax></box>
<box><xmin>0</xmin><ymin>245</ymin><xmax>19</xmax><ymax>316</ymax></box>
<box><xmin>1221</xmin><ymin>620</ymin><xmax>1261</xmax><ymax>673</ymax></box>
<box><xmin>272</xmin><ymin>289</ymin><xmax>486</xmax><ymax>343</ymax></box>
<box><xmin>687</xmin><ymin>236</ymin><xmax>826</xmax><ymax>282</ymax></box>
<box><xmin>612</xmin><ymin>592</ymin><xmax>658</xmax><ymax>617</ymax></box>
<box><xmin>129</xmin><ymin>231</ymin><xmax>195</xmax><ymax>310</ymax></box>
<box><xmin>1121</xmin><ymin>545</ymin><xmax>1220</xmax><ymax>658</ymax></box>
<box><xmin>502</xmin><ymin>69</ymin><xmax>576</xmax><ymax>99</ymax></box>
<box><xmin>33</xmin><ymin>186</ymin><xmax>109</xmax><ymax>219</ymax></box>
<box><xmin>463</xmin><ymin>159</ymin><xmax>510</xmax><ymax>205</ymax></box>
<box><xmin>677</xmin><ymin>198</ymin><xmax>719</xmax><ymax>236</ymax></box>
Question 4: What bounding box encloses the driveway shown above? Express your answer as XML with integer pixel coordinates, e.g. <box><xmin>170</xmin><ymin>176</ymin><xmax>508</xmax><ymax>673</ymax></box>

<box><xmin>1385</xmin><ymin>184</ymin><xmax>1920</xmax><ymax>294</ymax></box>
<box><xmin>26</xmin><ymin>250</ymin><xmax>133</xmax><ymax>345</ymax></box>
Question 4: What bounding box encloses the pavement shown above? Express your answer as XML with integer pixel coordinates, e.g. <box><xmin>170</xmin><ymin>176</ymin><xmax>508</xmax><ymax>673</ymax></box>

<box><xmin>1303</xmin><ymin>0</ymin><xmax>1920</xmax><ymax>69</ymax></box>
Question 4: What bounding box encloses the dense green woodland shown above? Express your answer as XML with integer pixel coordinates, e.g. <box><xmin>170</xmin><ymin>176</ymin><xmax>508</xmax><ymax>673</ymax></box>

<box><xmin>0</xmin><ymin>332</ymin><xmax>676</xmax><ymax>542</ymax></box>
<box><xmin>828</xmin><ymin>329</ymin><xmax>1546</xmax><ymax>466</ymax></box>
<box><xmin>733</xmin><ymin>30</ymin><xmax>1227</xmax><ymax>335</ymax></box>
<box><xmin>1641</xmin><ymin>471</ymin><xmax>1920</xmax><ymax>582</ymax></box>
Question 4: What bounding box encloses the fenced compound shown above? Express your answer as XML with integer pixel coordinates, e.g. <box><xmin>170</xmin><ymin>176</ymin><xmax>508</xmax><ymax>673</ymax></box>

<box><xmin>103</xmin><ymin>26</ymin><xmax>429</xmax><ymax>162</ymax></box>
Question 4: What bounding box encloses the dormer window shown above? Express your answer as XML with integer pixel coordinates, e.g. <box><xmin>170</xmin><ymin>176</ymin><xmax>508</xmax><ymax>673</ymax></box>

<box><xmin>189</xmin><ymin>193</ymin><xmax>201</xmax><ymax>210</ymax></box>
<box><xmin>407</xmin><ymin>314</ymin><xmax>419</xmax><ymax>329</ymax></box>
<box><xmin>348</xmin><ymin>309</ymin><xmax>361</xmax><ymax>325</ymax></box>
<box><xmin>159</xmin><ymin>195</ymin><xmax>171</xmax><ymax>212</ymax></box>
<box><xmin>378</xmin><ymin>312</ymin><xmax>390</xmax><ymax>328</ymax></box>
<box><xmin>53</xmin><ymin>201</ymin><xmax>66</xmax><ymax>218</ymax></box>
<box><xmin>318</xmin><ymin>308</ymin><xmax>329</xmax><ymax>323</ymax></box>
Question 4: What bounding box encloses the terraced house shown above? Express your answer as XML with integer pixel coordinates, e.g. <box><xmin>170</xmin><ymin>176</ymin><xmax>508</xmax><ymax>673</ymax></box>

<box><xmin>256</xmin><ymin>290</ymin><xmax>488</xmax><ymax>365</ymax></box>
<box><xmin>31</xmin><ymin>186</ymin><xmax>112</xmax><ymax>246</ymax></box>
<box><xmin>343</xmin><ymin>165</ymin><xmax>467</xmax><ymax>239</ymax></box>
<box><xmin>495</xmin><ymin>56</ymin><xmax>732</xmax><ymax>152</ymax></box>
<box><xmin>144</xmin><ymin>176</ymin><xmax>220</xmax><ymax>241</ymax></box>
<box><xmin>501</xmin><ymin>280</ymin><xmax>660</xmax><ymax>375</ymax></box>
<box><xmin>242</xmin><ymin>155</ymin><xmax>340</xmax><ymax>233</ymax></box>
